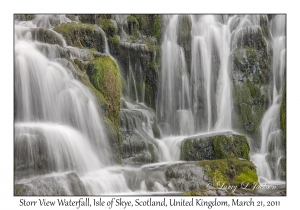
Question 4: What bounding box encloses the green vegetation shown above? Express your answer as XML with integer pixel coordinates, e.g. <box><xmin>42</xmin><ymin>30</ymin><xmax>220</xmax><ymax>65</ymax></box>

<box><xmin>86</xmin><ymin>56</ymin><xmax>121</xmax><ymax>127</ymax></box>
<box><xmin>198</xmin><ymin>159</ymin><xmax>258</xmax><ymax>188</ymax></box>
<box><xmin>97</xmin><ymin>16</ymin><xmax>118</xmax><ymax>37</ymax></box>
<box><xmin>181</xmin><ymin>134</ymin><xmax>250</xmax><ymax>161</ymax></box>
<box><xmin>127</xmin><ymin>15</ymin><xmax>139</xmax><ymax>35</ymax></box>
<box><xmin>280</xmin><ymin>85</ymin><xmax>286</xmax><ymax>150</ymax></box>
<box><xmin>184</xmin><ymin>191</ymin><xmax>201</xmax><ymax>196</ymax></box>
<box><xmin>54</xmin><ymin>22</ymin><xmax>105</xmax><ymax>52</ymax></box>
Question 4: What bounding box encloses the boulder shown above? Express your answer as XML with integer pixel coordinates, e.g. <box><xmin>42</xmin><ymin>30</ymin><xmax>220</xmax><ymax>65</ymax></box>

<box><xmin>181</xmin><ymin>132</ymin><xmax>250</xmax><ymax>161</ymax></box>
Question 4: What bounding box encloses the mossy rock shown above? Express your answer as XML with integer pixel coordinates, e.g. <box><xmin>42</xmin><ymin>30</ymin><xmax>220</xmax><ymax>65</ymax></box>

<box><xmin>127</xmin><ymin>15</ymin><xmax>139</xmax><ymax>35</ymax></box>
<box><xmin>97</xmin><ymin>17</ymin><xmax>118</xmax><ymax>37</ymax></box>
<box><xmin>131</xmin><ymin>14</ymin><xmax>163</xmax><ymax>44</ymax></box>
<box><xmin>30</xmin><ymin>28</ymin><xmax>64</xmax><ymax>46</ymax></box>
<box><xmin>86</xmin><ymin>56</ymin><xmax>121</xmax><ymax>127</ymax></box>
<box><xmin>198</xmin><ymin>159</ymin><xmax>258</xmax><ymax>188</ymax></box>
<box><xmin>70</xmin><ymin>59</ymin><xmax>107</xmax><ymax>107</ymax></box>
<box><xmin>181</xmin><ymin>132</ymin><xmax>250</xmax><ymax>161</ymax></box>
<box><xmin>232</xmin><ymin>45</ymin><xmax>271</xmax><ymax>148</ymax></box>
<box><xmin>280</xmin><ymin>84</ymin><xmax>286</xmax><ymax>150</ymax></box>
<box><xmin>78</xmin><ymin>14</ymin><xmax>99</xmax><ymax>24</ymax></box>
<box><xmin>53</xmin><ymin>22</ymin><xmax>106</xmax><ymax>52</ymax></box>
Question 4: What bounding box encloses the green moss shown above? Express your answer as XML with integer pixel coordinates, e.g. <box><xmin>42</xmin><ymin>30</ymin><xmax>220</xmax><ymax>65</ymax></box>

<box><xmin>70</xmin><ymin>59</ymin><xmax>107</xmax><ymax>105</ymax></box>
<box><xmin>86</xmin><ymin>56</ymin><xmax>121</xmax><ymax>126</ymax></box>
<box><xmin>181</xmin><ymin>134</ymin><xmax>250</xmax><ymax>161</ymax></box>
<box><xmin>198</xmin><ymin>159</ymin><xmax>258</xmax><ymax>188</ymax></box>
<box><xmin>129</xmin><ymin>35</ymin><xmax>138</xmax><ymax>41</ymax></box>
<box><xmin>153</xmin><ymin>15</ymin><xmax>162</xmax><ymax>43</ymax></box>
<box><xmin>233</xmin><ymin>168</ymin><xmax>258</xmax><ymax>187</ymax></box>
<box><xmin>280</xmin><ymin>85</ymin><xmax>286</xmax><ymax>149</ymax></box>
<box><xmin>213</xmin><ymin>135</ymin><xmax>235</xmax><ymax>159</ymax></box>
<box><xmin>53</xmin><ymin>22</ymin><xmax>105</xmax><ymax>52</ymax></box>
<box><xmin>184</xmin><ymin>191</ymin><xmax>201</xmax><ymax>196</ymax></box>
<box><xmin>127</xmin><ymin>15</ymin><xmax>139</xmax><ymax>35</ymax></box>
<box><xmin>97</xmin><ymin>17</ymin><xmax>118</xmax><ymax>37</ymax></box>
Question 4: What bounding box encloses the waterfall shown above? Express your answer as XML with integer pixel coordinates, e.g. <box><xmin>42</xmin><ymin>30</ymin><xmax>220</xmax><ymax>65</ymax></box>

<box><xmin>14</xmin><ymin>14</ymin><xmax>286</xmax><ymax>195</ymax></box>
<box><xmin>14</xmin><ymin>15</ymin><xmax>133</xmax><ymax>194</ymax></box>
<box><xmin>251</xmin><ymin>15</ymin><xmax>286</xmax><ymax>183</ymax></box>
<box><xmin>157</xmin><ymin>15</ymin><xmax>192</xmax><ymax>136</ymax></box>
<box><xmin>157</xmin><ymin>15</ymin><xmax>232</xmax><ymax>135</ymax></box>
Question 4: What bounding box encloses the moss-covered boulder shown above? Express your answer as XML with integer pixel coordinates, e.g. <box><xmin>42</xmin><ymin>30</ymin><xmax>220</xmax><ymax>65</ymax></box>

<box><xmin>53</xmin><ymin>22</ymin><xmax>106</xmax><ymax>52</ymax></box>
<box><xmin>181</xmin><ymin>132</ymin><xmax>250</xmax><ymax>161</ymax></box>
<box><xmin>198</xmin><ymin>159</ymin><xmax>258</xmax><ymax>188</ymax></box>
<box><xmin>86</xmin><ymin>56</ymin><xmax>121</xmax><ymax>127</ymax></box>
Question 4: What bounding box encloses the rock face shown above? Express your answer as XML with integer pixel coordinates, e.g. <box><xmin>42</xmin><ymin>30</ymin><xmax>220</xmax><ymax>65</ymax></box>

<box><xmin>106</xmin><ymin>15</ymin><xmax>162</xmax><ymax>111</ymax></box>
<box><xmin>181</xmin><ymin>132</ymin><xmax>250</xmax><ymax>161</ymax></box>
<box><xmin>231</xmin><ymin>16</ymin><xmax>272</xmax><ymax>148</ymax></box>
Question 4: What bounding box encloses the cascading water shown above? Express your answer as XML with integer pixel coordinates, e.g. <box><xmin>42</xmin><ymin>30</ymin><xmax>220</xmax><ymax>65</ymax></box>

<box><xmin>157</xmin><ymin>15</ymin><xmax>233</xmax><ymax>136</ymax></box>
<box><xmin>158</xmin><ymin>14</ymin><xmax>286</xmax><ymax>184</ymax></box>
<box><xmin>14</xmin><ymin>15</ymin><xmax>135</xmax><ymax>195</ymax></box>
<box><xmin>251</xmin><ymin>15</ymin><xmax>286</xmax><ymax>183</ymax></box>
<box><xmin>14</xmin><ymin>14</ymin><xmax>286</xmax><ymax>196</ymax></box>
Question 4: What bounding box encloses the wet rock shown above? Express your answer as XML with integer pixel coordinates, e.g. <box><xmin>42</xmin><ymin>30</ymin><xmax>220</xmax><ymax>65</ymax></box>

<box><xmin>231</xmin><ymin>24</ymin><xmax>272</xmax><ymax>148</ymax></box>
<box><xmin>30</xmin><ymin>28</ymin><xmax>64</xmax><ymax>46</ymax></box>
<box><xmin>53</xmin><ymin>22</ymin><xmax>106</xmax><ymax>53</ymax></box>
<box><xmin>181</xmin><ymin>132</ymin><xmax>250</xmax><ymax>161</ymax></box>
<box><xmin>14</xmin><ymin>172</ymin><xmax>87</xmax><ymax>195</ymax></box>
<box><xmin>120</xmin><ymin>108</ymin><xmax>159</xmax><ymax>164</ymax></box>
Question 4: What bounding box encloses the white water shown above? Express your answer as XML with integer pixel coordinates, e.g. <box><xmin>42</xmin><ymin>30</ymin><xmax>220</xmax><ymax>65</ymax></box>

<box><xmin>251</xmin><ymin>15</ymin><xmax>286</xmax><ymax>183</ymax></box>
<box><xmin>14</xmin><ymin>15</ymin><xmax>137</xmax><ymax>195</ymax></box>
<box><xmin>157</xmin><ymin>15</ymin><xmax>233</xmax><ymax>135</ymax></box>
